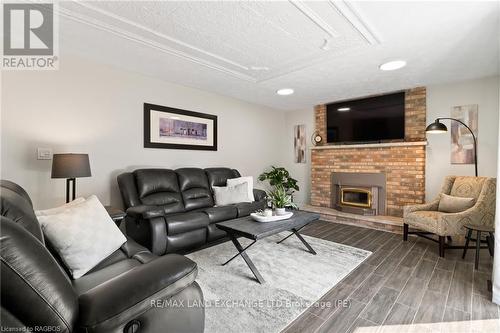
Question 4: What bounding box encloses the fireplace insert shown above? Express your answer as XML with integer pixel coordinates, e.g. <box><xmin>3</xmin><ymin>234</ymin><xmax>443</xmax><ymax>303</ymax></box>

<box><xmin>331</xmin><ymin>172</ymin><xmax>386</xmax><ymax>216</ymax></box>
<box><xmin>340</xmin><ymin>188</ymin><xmax>372</xmax><ymax>208</ymax></box>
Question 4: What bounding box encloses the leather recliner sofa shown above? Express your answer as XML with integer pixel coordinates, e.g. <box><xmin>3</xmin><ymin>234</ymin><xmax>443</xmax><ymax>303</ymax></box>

<box><xmin>0</xmin><ymin>180</ymin><xmax>205</xmax><ymax>333</ymax></box>
<box><xmin>118</xmin><ymin>167</ymin><xmax>266</xmax><ymax>255</ymax></box>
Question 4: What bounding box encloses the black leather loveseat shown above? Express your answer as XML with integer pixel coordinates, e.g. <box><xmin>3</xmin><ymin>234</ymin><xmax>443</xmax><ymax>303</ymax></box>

<box><xmin>118</xmin><ymin>167</ymin><xmax>266</xmax><ymax>255</ymax></box>
<box><xmin>0</xmin><ymin>180</ymin><xmax>205</xmax><ymax>333</ymax></box>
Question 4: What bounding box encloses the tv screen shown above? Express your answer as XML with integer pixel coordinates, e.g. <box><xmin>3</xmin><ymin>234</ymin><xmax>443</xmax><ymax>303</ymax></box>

<box><xmin>326</xmin><ymin>92</ymin><xmax>405</xmax><ymax>144</ymax></box>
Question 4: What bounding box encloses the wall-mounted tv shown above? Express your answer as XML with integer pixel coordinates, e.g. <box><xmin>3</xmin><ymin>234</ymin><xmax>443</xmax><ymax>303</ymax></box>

<box><xmin>326</xmin><ymin>92</ymin><xmax>405</xmax><ymax>144</ymax></box>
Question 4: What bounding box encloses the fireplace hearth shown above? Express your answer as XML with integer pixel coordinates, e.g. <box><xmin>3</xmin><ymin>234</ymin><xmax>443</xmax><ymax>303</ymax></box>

<box><xmin>332</xmin><ymin>172</ymin><xmax>386</xmax><ymax>216</ymax></box>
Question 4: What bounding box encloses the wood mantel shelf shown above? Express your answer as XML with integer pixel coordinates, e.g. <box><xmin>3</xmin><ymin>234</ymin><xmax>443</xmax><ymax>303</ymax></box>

<box><xmin>310</xmin><ymin>141</ymin><xmax>427</xmax><ymax>150</ymax></box>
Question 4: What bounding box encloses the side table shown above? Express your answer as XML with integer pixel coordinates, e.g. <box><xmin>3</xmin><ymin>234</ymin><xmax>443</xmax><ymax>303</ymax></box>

<box><xmin>462</xmin><ymin>224</ymin><xmax>494</xmax><ymax>270</ymax></box>
<box><xmin>105</xmin><ymin>206</ymin><xmax>126</xmax><ymax>226</ymax></box>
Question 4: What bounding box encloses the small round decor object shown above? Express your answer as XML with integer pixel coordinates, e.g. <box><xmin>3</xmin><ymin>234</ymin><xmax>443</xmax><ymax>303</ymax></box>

<box><xmin>124</xmin><ymin>319</ymin><xmax>141</xmax><ymax>333</ymax></box>
<box><xmin>311</xmin><ymin>131</ymin><xmax>323</xmax><ymax>145</ymax></box>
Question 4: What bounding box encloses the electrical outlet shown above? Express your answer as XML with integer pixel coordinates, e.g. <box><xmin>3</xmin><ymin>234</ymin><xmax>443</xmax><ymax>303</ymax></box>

<box><xmin>37</xmin><ymin>148</ymin><xmax>52</xmax><ymax>160</ymax></box>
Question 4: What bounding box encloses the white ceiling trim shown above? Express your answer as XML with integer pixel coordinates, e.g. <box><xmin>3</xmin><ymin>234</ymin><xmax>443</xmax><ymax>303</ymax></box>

<box><xmin>72</xmin><ymin>1</ymin><xmax>251</xmax><ymax>72</ymax></box>
<box><xmin>289</xmin><ymin>0</ymin><xmax>340</xmax><ymax>38</ymax></box>
<box><xmin>58</xmin><ymin>2</ymin><xmax>257</xmax><ymax>82</ymax></box>
<box><xmin>57</xmin><ymin>0</ymin><xmax>380</xmax><ymax>85</ymax></box>
<box><xmin>330</xmin><ymin>1</ymin><xmax>380</xmax><ymax>45</ymax></box>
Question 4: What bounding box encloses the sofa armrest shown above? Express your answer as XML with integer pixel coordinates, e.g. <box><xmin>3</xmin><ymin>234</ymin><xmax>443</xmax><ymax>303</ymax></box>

<box><xmin>439</xmin><ymin>202</ymin><xmax>495</xmax><ymax>235</ymax></box>
<box><xmin>78</xmin><ymin>254</ymin><xmax>198</xmax><ymax>327</ymax></box>
<box><xmin>253</xmin><ymin>189</ymin><xmax>267</xmax><ymax>202</ymax></box>
<box><xmin>403</xmin><ymin>198</ymin><xmax>440</xmax><ymax>217</ymax></box>
<box><xmin>126</xmin><ymin>205</ymin><xmax>165</xmax><ymax>219</ymax></box>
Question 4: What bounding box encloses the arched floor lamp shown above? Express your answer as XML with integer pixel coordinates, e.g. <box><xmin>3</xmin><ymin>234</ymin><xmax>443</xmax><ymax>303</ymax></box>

<box><xmin>426</xmin><ymin>118</ymin><xmax>478</xmax><ymax>176</ymax></box>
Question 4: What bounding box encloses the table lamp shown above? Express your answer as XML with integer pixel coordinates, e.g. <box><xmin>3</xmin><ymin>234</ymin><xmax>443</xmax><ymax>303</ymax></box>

<box><xmin>51</xmin><ymin>153</ymin><xmax>91</xmax><ymax>203</ymax></box>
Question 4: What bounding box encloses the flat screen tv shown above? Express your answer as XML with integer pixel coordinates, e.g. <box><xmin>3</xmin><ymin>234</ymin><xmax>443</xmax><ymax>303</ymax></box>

<box><xmin>326</xmin><ymin>92</ymin><xmax>405</xmax><ymax>144</ymax></box>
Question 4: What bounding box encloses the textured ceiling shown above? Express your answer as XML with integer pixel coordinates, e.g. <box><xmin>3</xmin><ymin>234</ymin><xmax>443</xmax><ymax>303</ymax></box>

<box><xmin>58</xmin><ymin>1</ymin><xmax>500</xmax><ymax>110</ymax></box>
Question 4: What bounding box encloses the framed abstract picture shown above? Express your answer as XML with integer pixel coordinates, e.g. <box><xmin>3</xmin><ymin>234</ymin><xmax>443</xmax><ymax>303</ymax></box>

<box><xmin>450</xmin><ymin>104</ymin><xmax>478</xmax><ymax>164</ymax></box>
<box><xmin>144</xmin><ymin>103</ymin><xmax>217</xmax><ymax>151</ymax></box>
<box><xmin>294</xmin><ymin>124</ymin><xmax>306</xmax><ymax>163</ymax></box>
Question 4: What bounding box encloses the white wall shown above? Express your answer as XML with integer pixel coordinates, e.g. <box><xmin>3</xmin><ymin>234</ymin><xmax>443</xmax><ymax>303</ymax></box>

<box><xmin>426</xmin><ymin>76</ymin><xmax>500</xmax><ymax>200</ymax></box>
<box><xmin>1</xmin><ymin>56</ymin><xmax>286</xmax><ymax>209</ymax></box>
<box><xmin>283</xmin><ymin>109</ymin><xmax>314</xmax><ymax>207</ymax></box>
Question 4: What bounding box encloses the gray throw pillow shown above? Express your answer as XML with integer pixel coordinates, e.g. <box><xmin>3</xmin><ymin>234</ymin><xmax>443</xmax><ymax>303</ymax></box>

<box><xmin>213</xmin><ymin>182</ymin><xmax>251</xmax><ymax>206</ymax></box>
<box><xmin>438</xmin><ymin>193</ymin><xmax>476</xmax><ymax>213</ymax></box>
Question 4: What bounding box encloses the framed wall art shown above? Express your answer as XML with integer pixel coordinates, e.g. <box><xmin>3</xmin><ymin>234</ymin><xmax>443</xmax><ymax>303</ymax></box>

<box><xmin>144</xmin><ymin>103</ymin><xmax>217</xmax><ymax>151</ymax></box>
<box><xmin>450</xmin><ymin>104</ymin><xmax>478</xmax><ymax>164</ymax></box>
<box><xmin>294</xmin><ymin>124</ymin><xmax>306</xmax><ymax>163</ymax></box>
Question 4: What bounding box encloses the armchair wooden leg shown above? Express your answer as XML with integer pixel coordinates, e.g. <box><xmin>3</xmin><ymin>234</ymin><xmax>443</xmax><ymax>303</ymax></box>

<box><xmin>462</xmin><ymin>229</ymin><xmax>472</xmax><ymax>259</ymax></box>
<box><xmin>439</xmin><ymin>236</ymin><xmax>445</xmax><ymax>258</ymax></box>
<box><xmin>403</xmin><ymin>223</ymin><xmax>408</xmax><ymax>241</ymax></box>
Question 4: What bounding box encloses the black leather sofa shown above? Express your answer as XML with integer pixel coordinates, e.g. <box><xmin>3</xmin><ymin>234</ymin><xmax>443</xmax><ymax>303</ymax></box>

<box><xmin>0</xmin><ymin>180</ymin><xmax>205</xmax><ymax>333</ymax></box>
<box><xmin>118</xmin><ymin>167</ymin><xmax>266</xmax><ymax>255</ymax></box>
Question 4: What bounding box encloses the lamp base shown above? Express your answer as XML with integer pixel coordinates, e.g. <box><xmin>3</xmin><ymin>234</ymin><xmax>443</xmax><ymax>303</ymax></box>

<box><xmin>66</xmin><ymin>178</ymin><xmax>76</xmax><ymax>203</ymax></box>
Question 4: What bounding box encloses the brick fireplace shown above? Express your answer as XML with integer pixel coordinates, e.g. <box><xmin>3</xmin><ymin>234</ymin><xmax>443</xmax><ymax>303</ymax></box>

<box><xmin>310</xmin><ymin>87</ymin><xmax>427</xmax><ymax>217</ymax></box>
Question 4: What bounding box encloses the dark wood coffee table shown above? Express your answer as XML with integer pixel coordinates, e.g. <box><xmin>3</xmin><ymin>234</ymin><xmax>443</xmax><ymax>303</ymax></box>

<box><xmin>216</xmin><ymin>211</ymin><xmax>320</xmax><ymax>284</ymax></box>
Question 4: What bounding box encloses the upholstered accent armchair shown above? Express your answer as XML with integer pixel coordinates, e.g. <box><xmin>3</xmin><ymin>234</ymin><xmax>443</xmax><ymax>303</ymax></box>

<box><xmin>403</xmin><ymin>176</ymin><xmax>496</xmax><ymax>257</ymax></box>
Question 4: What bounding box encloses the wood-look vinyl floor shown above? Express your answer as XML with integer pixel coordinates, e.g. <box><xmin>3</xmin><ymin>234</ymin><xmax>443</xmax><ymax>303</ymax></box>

<box><xmin>282</xmin><ymin>220</ymin><xmax>499</xmax><ymax>333</ymax></box>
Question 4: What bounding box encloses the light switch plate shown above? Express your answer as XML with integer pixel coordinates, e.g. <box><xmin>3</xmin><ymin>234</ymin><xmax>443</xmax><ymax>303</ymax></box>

<box><xmin>37</xmin><ymin>148</ymin><xmax>52</xmax><ymax>160</ymax></box>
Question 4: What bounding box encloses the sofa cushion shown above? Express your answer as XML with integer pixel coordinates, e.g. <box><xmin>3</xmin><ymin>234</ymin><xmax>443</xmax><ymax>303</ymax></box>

<box><xmin>213</xmin><ymin>183</ymin><xmax>251</xmax><ymax>206</ymax></box>
<box><xmin>134</xmin><ymin>169</ymin><xmax>184</xmax><ymax>214</ymax></box>
<box><xmin>449</xmin><ymin>176</ymin><xmax>485</xmax><ymax>199</ymax></box>
<box><xmin>176</xmin><ymin>168</ymin><xmax>214</xmax><ymax>211</ymax></box>
<box><xmin>203</xmin><ymin>205</ymin><xmax>238</xmax><ymax>223</ymax></box>
<box><xmin>37</xmin><ymin>196</ymin><xmax>127</xmax><ymax>279</ymax></box>
<box><xmin>165</xmin><ymin>212</ymin><xmax>210</xmax><ymax>235</ymax></box>
<box><xmin>1</xmin><ymin>217</ymin><xmax>79</xmax><ymax>331</ymax></box>
<box><xmin>73</xmin><ymin>259</ymin><xmax>141</xmax><ymax>295</ymax></box>
<box><xmin>204</xmin><ymin>167</ymin><xmax>240</xmax><ymax>187</ymax></box>
<box><xmin>227</xmin><ymin>176</ymin><xmax>255</xmax><ymax>202</ymax></box>
<box><xmin>207</xmin><ymin>224</ymin><xmax>226</xmax><ymax>242</ymax></box>
<box><xmin>166</xmin><ymin>230</ymin><xmax>206</xmax><ymax>253</ymax></box>
<box><xmin>438</xmin><ymin>193</ymin><xmax>476</xmax><ymax>213</ymax></box>
<box><xmin>77</xmin><ymin>254</ymin><xmax>198</xmax><ymax>327</ymax></box>
<box><xmin>232</xmin><ymin>201</ymin><xmax>266</xmax><ymax>217</ymax></box>
<box><xmin>405</xmin><ymin>211</ymin><xmax>442</xmax><ymax>234</ymax></box>
<box><xmin>0</xmin><ymin>182</ymin><xmax>44</xmax><ymax>242</ymax></box>
<box><xmin>35</xmin><ymin>197</ymin><xmax>86</xmax><ymax>216</ymax></box>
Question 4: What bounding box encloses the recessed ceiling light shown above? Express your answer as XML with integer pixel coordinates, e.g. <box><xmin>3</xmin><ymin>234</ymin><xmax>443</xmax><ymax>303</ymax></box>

<box><xmin>276</xmin><ymin>88</ymin><xmax>294</xmax><ymax>96</ymax></box>
<box><xmin>337</xmin><ymin>107</ymin><xmax>350</xmax><ymax>112</ymax></box>
<box><xmin>379</xmin><ymin>60</ymin><xmax>407</xmax><ymax>71</ymax></box>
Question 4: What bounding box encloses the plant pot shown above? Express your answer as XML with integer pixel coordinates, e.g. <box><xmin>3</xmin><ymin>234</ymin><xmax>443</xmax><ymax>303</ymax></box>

<box><xmin>275</xmin><ymin>208</ymin><xmax>286</xmax><ymax>216</ymax></box>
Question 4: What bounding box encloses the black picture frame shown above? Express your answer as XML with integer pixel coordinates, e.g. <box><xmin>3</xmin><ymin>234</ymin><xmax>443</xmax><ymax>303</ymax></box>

<box><xmin>144</xmin><ymin>103</ymin><xmax>218</xmax><ymax>151</ymax></box>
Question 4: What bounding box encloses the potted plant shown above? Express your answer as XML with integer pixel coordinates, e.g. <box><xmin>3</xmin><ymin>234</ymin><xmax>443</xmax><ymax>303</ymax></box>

<box><xmin>267</xmin><ymin>186</ymin><xmax>297</xmax><ymax>215</ymax></box>
<box><xmin>258</xmin><ymin>166</ymin><xmax>299</xmax><ymax>195</ymax></box>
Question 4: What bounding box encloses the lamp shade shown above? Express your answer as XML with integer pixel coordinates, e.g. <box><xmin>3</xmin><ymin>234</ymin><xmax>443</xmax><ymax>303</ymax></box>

<box><xmin>51</xmin><ymin>154</ymin><xmax>91</xmax><ymax>179</ymax></box>
<box><xmin>425</xmin><ymin>120</ymin><xmax>448</xmax><ymax>134</ymax></box>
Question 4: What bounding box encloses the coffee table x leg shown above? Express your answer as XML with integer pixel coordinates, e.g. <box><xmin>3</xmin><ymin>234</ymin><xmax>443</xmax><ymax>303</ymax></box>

<box><xmin>223</xmin><ymin>234</ymin><xmax>265</xmax><ymax>284</ymax></box>
<box><xmin>277</xmin><ymin>226</ymin><xmax>317</xmax><ymax>255</ymax></box>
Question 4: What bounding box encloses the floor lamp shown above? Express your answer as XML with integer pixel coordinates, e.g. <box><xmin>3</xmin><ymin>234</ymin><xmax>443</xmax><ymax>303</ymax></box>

<box><xmin>425</xmin><ymin>118</ymin><xmax>478</xmax><ymax>176</ymax></box>
<box><xmin>51</xmin><ymin>153</ymin><xmax>92</xmax><ymax>203</ymax></box>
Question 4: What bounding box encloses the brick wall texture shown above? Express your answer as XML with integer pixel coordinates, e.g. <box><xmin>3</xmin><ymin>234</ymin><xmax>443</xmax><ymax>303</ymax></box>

<box><xmin>311</xmin><ymin>88</ymin><xmax>427</xmax><ymax>217</ymax></box>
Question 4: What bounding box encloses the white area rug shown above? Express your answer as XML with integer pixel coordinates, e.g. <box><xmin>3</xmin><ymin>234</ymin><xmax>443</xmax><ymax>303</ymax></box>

<box><xmin>187</xmin><ymin>232</ymin><xmax>371</xmax><ymax>333</ymax></box>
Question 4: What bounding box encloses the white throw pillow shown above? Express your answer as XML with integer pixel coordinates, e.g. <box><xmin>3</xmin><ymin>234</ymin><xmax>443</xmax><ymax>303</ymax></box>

<box><xmin>35</xmin><ymin>197</ymin><xmax>86</xmax><ymax>217</ymax></box>
<box><xmin>37</xmin><ymin>195</ymin><xmax>127</xmax><ymax>279</ymax></box>
<box><xmin>227</xmin><ymin>176</ymin><xmax>255</xmax><ymax>202</ymax></box>
<box><xmin>213</xmin><ymin>183</ymin><xmax>252</xmax><ymax>206</ymax></box>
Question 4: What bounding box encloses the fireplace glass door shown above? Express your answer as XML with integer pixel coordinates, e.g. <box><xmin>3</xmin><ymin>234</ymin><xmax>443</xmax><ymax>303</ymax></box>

<box><xmin>340</xmin><ymin>188</ymin><xmax>372</xmax><ymax>208</ymax></box>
